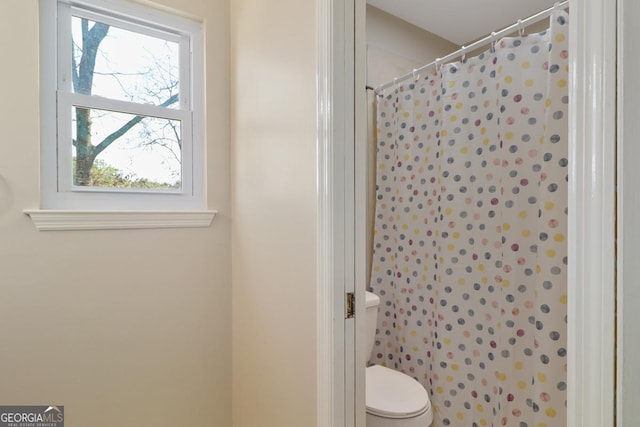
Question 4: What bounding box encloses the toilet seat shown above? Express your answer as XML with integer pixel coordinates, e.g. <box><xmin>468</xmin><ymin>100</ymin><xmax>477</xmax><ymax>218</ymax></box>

<box><xmin>366</xmin><ymin>365</ymin><xmax>431</xmax><ymax>419</ymax></box>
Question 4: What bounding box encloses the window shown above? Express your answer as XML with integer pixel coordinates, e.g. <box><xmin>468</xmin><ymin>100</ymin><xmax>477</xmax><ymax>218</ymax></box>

<box><xmin>38</xmin><ymin>0</ymin><xmax>206</xmax><ymax>213</ymax></box>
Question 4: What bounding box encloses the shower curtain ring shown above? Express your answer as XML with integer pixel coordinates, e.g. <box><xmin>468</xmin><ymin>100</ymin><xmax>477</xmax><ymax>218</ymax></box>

<box><xmin>435</xmin><ymin>58</ymin><xmax>441</xmax><ymax>72</ymax></box>
<box><xmin>517</xmin><ymin>19</ymin><xmax>525</xmax><ymax>37</ymax></box>
<box><xmin>553</xmin><ymin>1</ymin><xmax>561</xmax><ymax>10</ymax></box>
<box><xmin>461</xmin><ymin>46</ymin><xmax>466</xmax><ymax>62</ymax></box>
<box><xmin>413</xmin><ymin>68</ymin><xmax>420</xmax><ymax>82</ymax></box>
<box><xmin>491</xmin><ymin>32</ymin><xmax>497</xmax><ymax>51</ymax></box>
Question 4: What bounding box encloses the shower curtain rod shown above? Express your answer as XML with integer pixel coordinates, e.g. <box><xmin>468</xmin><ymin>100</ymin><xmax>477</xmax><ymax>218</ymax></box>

<box><xmin>375</xmin><ymin>0</ymin><xmax>570</xmax><ymax>94</ymax></box>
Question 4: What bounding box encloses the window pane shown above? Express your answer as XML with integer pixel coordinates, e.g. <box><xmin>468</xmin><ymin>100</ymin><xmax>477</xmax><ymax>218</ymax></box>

<box><xmin>71</xmin><ymin>16</ymin><xmax>180</xmax><ymax>108</ymax></box>
<box><xmin>72</xmin><ymin>107</ymin><xmax>182</xmax><ymax>190</ymax></box>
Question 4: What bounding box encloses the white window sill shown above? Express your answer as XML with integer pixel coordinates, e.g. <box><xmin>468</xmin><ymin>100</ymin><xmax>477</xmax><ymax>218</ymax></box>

<box><xmin>23</xmin><ymin>209</ymin><xmax>217</xmax><ymax>231</ymax></box>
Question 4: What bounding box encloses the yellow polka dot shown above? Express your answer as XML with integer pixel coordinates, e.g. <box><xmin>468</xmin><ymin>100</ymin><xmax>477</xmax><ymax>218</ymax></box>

<box><xmin>522</xmin><ymin>61</ymin><xmax>531</xmax><ymax>69</ymax></box>
<box><xmin>402</xmin><ymin>224</ymin><xmax>409</xmax><ymax>230</ymax></box>
<box><xmin>460</xmin><ymin>146</ymin><xmax>469</xmax><ymax>154</ymax></box>
<box><xmin>403</xmin><ymin>154</ymin><xmax>410</xmax><ymax>161</ymax></box>
<box><xmin>478</xmin><ymin>264</ymin><xmax>485</xmax><ymax>272</ymax></box>
<box><xmin>546</xmin><ymin>408</ymin><xmax>557</xmax><ymax>418</ymax></box>
<box><xmin>518</xmin><ymin>381</ymin><xmax>527</xmax><ymax>389</ymax></box>
<box><xmin>538</xmin><ymin>372</ymin><xmax>547</xmax><ymax>382</ymax></box>
<box><xmin>505</xmin><ymin>131</ymin><xmax>514</xmax><ymax>140</ymax></box>
<box><xmin>443</xmin><ymin>337</ymin><xmax>451</xmax><ymax>345</ymax></box>
<box><xmin>557</xmin><ymin>79</ymin><xmax>567</xmax><ymax>88</ymax></box>
<box><xmin>556</xmin><ymin>34</ymin><xmax>566</xmax><ymax>42</ymax></box>
<box><xmin>446</xmin><ymin>375</ymin><xmax>453</xmax><ymax>383</ymax></box>
<box><xmin>453</xmin><ymin>232</ymin><xmax>460</xmax><ymax>239</ymax></box>
<box><xmin>515</xmin><ymin>361</ymin><xmax>523</xmax><ymax>370</ymax></box>
<box><xmin>414</xmin><ymin>228</ymin><xmax>420</xmax><ymax>235</ymax></box>
<box><xmin>456</xmin><ymin>412</ymin><xmax>464</xmax><ymax>420</ymax></box>
<box><xmin>458</xmin><ymin>278</ymin><xmax>465</xmax><ymax>285</ymax></box>
<box><xmin>482</xmin><ymin>276</ymin><xmax>488</xmax><ymax>284</ymax></box>
<box><xmin>414</xmin><ymin>99</ymin><xmax>421</xmax><ymax>106</ymax></box>
<box><xmin>456</xmin><ymin>102</ymin><xmax>463</xmax><ymax>110</ymax></box>
<box><xmin>412</xmin><ymin>345</ymin><xmax>419</xmax><ymax>352</ymax></box>
<box><xmin>522</xmin><ymin>229</ymin><xmax>531</xmax><ymax>237</ymax></box>
<box><xmin>450</xmin><ymin>115</ymin><xmax>458</xmax><ymax>122</ymax></box>
<box><xmin>480</xmin><ymin>420</ymin><xmax>487</xmax><ymax>426</ymax></box>
<box><xmin>448</xmin><ymin>244</ymin><xmax>455</xmax><ymax>251</ymax></box>
<box><xmin>537</xmin><ymin>423</ymin><xmax>548</xmax><ymax>427</ymax></box>
<box><xmin>448</xmin><ymin>81</ymin><xmax>456</xmax><ymax>88</ymax></box>
<box><xmin>416</xmin><ymin>113</ymin><xmax>423</xmax><ymax>120</ymax></box>
<box><xmin>504</xmin><ymin>75</ymin><xmax>513</xmax><ymax>84</ymax></box>
<box><xmin>480</xmin><ymin>127</ymin><xmax>487</xmax><ymax>135</ymax></box>
<box><xmin>410</xmin><ymin>330</ymin><xmax>417</xmax><ymax>337</ymax></box>
<box><xmin>546</xmin><ymin>98</ymin><xmax>552</xmax><ymax>107</ymax></box>
<box><xmin>441</xmin><ymin>130</ymin><xmax>448</xmax><ymax>137</ymax></box>
<box><xmin>546</xmin><ymin>249</ymin><xmax>556</xmax><ymax>258</ymax></box>
<box><xmin>445</xmin><ymin>208</ymin><xmax>453</xmax><ymax>215</ymax></box>
<box><xmin>477</xmin><ymin>404</ymin><xmax>484</xmax><ymax>413</ymax></box>
<box><xmin>502</xmin><ymin>280</ymin><xmax>510</xmax><ymax>288</ymax></box>
<box><xmin>519</xmin><ymin>211</ymin><xmax>528</xmax><ymax>219</ymax></box>
<box><xmin>497</xmin><ymin>372</ymin><xmax>507</xmax><ymax>381</ymax></box>
<box><xmin>451</xmin><ymin>364</ymin><xmax>459</xmax><ymax>371</ymax></box>
<box><xmin>554</xmin><ymin>234</ymin><xmax>565</xmax><ymax>242</ymax></box>
<box><xmin>483</xmin><ymin>138</ymin><xmax>490</xmax><ymax>146</ymax></box>
<box><xmin>404</xmin><ymin>112</ymin><xmax>410</xmax><ymax>118</ymax></box>
<box><xmin>436</xmin><ymin>386</ymin><xmax>443</xmax><ymax>394</ymax></box>
<box><xmin>560</xmin><ymin>295</ymin><xmax>568</xmax><ymax>304</ymax></box>
<box><xmin>525</xmin><ymin>79</ymin><xmax>534</xmax><ymax>88</ymax></box>
<box><xmin>503</xmin><ymin>223</ymin><xmax>511</xmax><ymax>231</ymax></box>
<box><xmin>498</xmin><ymin>65</ymin><xmax>504</xmax><ymax>73</ymax></box>
<box><xmin>544</xmin><ymin>201</ymin><xmax>555</xmax><ymax>210</ymax></box>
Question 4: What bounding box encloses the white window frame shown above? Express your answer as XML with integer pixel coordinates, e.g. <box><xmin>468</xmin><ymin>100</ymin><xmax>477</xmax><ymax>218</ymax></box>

<box><xmin>28</xmin><ymin>0</ymin><xmax>214</xmax><ymax>230</ymax></box>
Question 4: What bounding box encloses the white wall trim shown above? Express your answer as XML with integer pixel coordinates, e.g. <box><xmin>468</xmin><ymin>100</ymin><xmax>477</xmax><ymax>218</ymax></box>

<box><xmin>317</xmin><ymin>0</ymin><xmax>345</xmax><ymax>425</ymax></box>
<box><xmin>23</xmin><ymin>209</ymin><xmax>216</xmax><ymax>231</ymax></box>
<box><xmin>317</xmin><ymin>0</ymin><xmax>335</xmax><ymax>424</ymax></box>
<box><xmin>567</xmin><ymin>0</ymin><xmax>617</xmax><ymax>426</ymax></box>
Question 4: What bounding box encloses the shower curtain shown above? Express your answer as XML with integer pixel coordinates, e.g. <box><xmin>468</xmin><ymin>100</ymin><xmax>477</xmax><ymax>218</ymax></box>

<box><xmin>370</xmin><ymin>11</ymin><xmax>568</xmax><ymax>427</ymax></box>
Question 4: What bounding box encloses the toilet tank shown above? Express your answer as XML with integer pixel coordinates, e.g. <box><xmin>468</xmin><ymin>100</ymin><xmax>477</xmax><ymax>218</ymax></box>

<box><xmin>365</xmin><ymin>291</ymin><xmax>381</xmax><ymax>359</ymax></box>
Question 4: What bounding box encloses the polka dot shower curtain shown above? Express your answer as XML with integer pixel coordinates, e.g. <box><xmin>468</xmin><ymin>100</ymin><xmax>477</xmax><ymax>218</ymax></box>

<box><xmin>369</xmin><ymin>11</ymin><xmax>568</xmax><ymax>427</ymax></box>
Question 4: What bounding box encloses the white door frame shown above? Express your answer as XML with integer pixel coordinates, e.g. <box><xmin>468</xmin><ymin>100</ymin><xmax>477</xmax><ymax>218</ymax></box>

<box><xmin>616</xmin><ymin>0</ymin><xmax>640</xmax><ymax>424</ymax></box>
<box><xmin>316</xmin><ymin>0</ymin><xmax>618</xmax><ymax>425</ymax></box>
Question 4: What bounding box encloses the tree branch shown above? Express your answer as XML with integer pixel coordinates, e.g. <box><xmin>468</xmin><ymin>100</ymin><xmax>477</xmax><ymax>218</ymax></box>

<box><xmin>92</xmin><ymin>93</ymin><xmax>179</xmax><ymax>158</ymax></box>
<box><xmin>76</xmin><ymin>20</ymin><xmax>109</xmax><ymax>94</ymax></box>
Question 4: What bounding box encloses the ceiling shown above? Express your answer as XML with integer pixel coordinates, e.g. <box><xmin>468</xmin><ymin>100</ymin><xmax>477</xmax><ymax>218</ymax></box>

<box><xmin>366</xmin><ymin>0</ymin><xmax>559</xmax><ymax>45</ymax></box>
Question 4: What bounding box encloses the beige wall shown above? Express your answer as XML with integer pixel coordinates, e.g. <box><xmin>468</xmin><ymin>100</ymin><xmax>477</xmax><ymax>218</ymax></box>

<box><xmin>230</xmin><ymin>0</ymin><xmax>317</xmax><ymax>426</ymax></box>
<box><xmin>366</xmin><ymin>5</ymin><xmax>457</xmax><ymax>88</ymax></box>
<box><xmin>0</xmin><ymin>1</ymin><xmax>231</xmax><ymax>426</ymax></box>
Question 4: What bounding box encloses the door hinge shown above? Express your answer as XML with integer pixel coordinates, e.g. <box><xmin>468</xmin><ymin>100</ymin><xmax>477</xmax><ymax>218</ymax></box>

<box><xmin>346</xmin><ymin>292</ymin><xmax>355</xmax><ymax>319</ymax></box>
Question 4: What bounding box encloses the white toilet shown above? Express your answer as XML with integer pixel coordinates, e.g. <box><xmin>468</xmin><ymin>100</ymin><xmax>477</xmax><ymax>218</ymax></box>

<box><xmin>365</xmin><ymin>291</ymin><xmax>433</xmax><ymax>427</ymax></box>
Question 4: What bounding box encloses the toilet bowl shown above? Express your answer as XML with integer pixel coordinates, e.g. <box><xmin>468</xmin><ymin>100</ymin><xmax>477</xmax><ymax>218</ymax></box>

<box><xmin>365</xmin><ymin>291</ymin><xmax>433</xmax><ymax>426</ymax></box>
